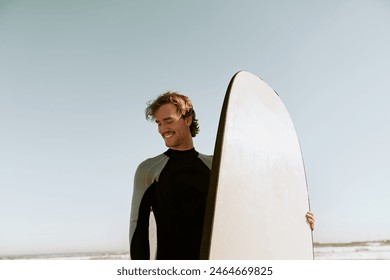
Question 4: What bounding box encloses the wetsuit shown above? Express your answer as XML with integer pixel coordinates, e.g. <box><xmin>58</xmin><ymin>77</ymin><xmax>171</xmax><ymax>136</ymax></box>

<box><xmin>129</xmin><ymin>148</ymin><xmax>213</xmax><ymax>260</ymax></box>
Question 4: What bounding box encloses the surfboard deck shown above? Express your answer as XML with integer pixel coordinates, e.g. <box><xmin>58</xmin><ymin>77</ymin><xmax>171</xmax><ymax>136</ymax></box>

<box><xmin>200</xmin><ymin>71</ymin><xmax>313</xmax><ymax>259</ymax></box>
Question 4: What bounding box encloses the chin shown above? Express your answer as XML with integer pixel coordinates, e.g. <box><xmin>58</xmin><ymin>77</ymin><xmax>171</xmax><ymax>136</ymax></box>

<box><xmin>164</xmin><ymin>140</ymin><xmax>175</xmax><ymax>148</ymax></box>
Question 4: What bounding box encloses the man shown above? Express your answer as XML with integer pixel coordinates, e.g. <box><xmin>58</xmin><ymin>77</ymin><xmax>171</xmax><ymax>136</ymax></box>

<box><xmin>130</xmin><ymin>91</ymin><xmax>315</xmax><ymax>260</ymax></box>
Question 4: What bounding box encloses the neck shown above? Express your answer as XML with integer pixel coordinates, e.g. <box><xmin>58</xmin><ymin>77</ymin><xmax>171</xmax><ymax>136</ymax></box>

<box><xmin>168</xmin><ymin>139</ymin><xmax>194</xmax><ymax>151</ymax></box>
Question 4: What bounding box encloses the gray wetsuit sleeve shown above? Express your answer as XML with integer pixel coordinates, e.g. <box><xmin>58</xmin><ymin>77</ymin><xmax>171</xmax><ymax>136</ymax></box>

<box><xmin>129</xmin><ymin>154</ymin><xmax>169</xmax><ymax>259</ymax></box>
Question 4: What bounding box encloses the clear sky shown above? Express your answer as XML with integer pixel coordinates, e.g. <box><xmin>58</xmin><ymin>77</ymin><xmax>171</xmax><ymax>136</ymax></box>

<box><xmin>1</xmin><ymin>0</ymin><xmax>390</xmax><ymax>256</ymax></box>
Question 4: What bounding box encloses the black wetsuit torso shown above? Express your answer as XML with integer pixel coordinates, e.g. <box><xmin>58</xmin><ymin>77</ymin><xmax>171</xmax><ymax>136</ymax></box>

<box><xmin>130</xmin><ymin>148</ymin><xmax>211</xmax><ymax>260</ymax></box>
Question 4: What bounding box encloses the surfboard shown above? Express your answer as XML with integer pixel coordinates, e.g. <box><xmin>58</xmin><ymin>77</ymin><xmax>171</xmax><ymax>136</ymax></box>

<box><xmin>200</xmin><ymin>71</ymin><xmax>313</xmax><ymax>259</ymax></box>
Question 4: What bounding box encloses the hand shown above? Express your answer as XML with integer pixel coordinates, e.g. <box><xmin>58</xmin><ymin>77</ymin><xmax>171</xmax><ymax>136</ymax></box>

<box><xmin>305</xmin><ymin>211</ymin><xmax>315</xmax><ymax>231</ymax></box>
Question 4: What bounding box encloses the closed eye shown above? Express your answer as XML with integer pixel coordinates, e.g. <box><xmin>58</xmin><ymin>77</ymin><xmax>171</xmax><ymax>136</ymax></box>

<box><xmin>155</xmin><ymin>116</ymin><xmax>181</xmax><ymax>127</ymax></box>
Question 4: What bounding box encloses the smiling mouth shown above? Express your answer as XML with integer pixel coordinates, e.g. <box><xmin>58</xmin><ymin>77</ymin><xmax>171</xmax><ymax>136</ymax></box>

<box><xmin>162</xmin><ymin>132</ymin><xmax>174</xmax><ymax>139</ymax></box>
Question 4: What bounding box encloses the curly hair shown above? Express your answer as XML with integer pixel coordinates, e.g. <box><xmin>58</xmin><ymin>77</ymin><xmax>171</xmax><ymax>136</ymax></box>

<box><xmin>145</xmin><ymin>91</ymin><xmax>200</xmax><ymax>137</ymax></box>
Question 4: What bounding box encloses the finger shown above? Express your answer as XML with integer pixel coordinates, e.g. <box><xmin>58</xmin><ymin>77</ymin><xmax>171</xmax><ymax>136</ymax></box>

<box><xmin>306</xmin><ymin>219</ymin><xmax>314</xmax><ymax>231</ymax></box>
<box><xmin>305</xmin><ymin>213</ymin><xmax>315</xmax><ymax>231</ymax></box>
<box><xmin>306</xmin><ymin>212</ymin><xmax>315</xmax><ymax>221</ymax></box>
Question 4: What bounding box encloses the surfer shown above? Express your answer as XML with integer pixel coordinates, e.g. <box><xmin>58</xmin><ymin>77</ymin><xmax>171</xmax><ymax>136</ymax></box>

<box><xmin>129</xmin><ymin>91</ymin><xmax>315</xmax><ymax>260</ymax></box>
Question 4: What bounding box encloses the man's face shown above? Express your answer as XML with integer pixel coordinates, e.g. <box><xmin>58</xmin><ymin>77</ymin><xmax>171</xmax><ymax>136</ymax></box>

<box><xmin>154</xmin><ymin>103</ymin><xmax>193</xmax><ymax>150</ymax></box>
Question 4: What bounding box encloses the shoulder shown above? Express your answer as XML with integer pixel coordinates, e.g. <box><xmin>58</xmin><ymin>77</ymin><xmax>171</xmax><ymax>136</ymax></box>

<box><xmin>134</xmin><ymin>153</ymin><xmax>169</xmax><ymax>187</ymax></box>
<box><xmin>198</xmin><ymin>153</ymin><xmax>213</xmax><ymax>170</ymax></box>
<box><xmin>136</xmin><ymin>153</ymin><xmax>167</xmax><ymax>171</ymax></box>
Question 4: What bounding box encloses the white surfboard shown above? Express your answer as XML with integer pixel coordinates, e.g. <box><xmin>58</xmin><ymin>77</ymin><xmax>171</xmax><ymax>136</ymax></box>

<box><xmin>200</xmin><ymin>71</ymin><xmax>313</xmax><ymax>259</ymax></box>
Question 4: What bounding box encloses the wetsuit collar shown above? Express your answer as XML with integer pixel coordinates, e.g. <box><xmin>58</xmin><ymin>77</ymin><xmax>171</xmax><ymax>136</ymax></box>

<box><xmin>164</xmin><ymin>148</ymin><xmax>198</xmax><ymax>159</ymax></box>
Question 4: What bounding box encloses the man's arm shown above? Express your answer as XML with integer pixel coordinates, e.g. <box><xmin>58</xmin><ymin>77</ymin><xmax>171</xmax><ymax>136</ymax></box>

<box><xmin>130</xmin><ymin>199</ymin><xmax>151</xmax><ymax>259</ymax></box>
<box><xmin>129</xmin><ymin>163</ymin><xmax>152</xmax><ymax>260</ymax></box>
<box><xmin>129</xmin><ymin>154</ymin><xmax>169</xmax><ymax>259</ymax></box>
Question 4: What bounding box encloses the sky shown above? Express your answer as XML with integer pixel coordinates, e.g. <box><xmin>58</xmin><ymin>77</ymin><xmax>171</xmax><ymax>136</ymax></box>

<box><xmin>1</xmin><ymin>0</ymin><xmax>390</xmax><ymax>256</ymax></box>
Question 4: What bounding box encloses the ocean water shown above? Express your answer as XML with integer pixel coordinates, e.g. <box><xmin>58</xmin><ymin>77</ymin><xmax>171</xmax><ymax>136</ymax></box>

<box><xmin>0</xmin><ymin>252</ymin><xmax>131</xmax><ymax>260</ymax></box>
<box><xmin>314</xmin><ymin>240</ymin><xmax>390</xmax><ymax>260</ymax></box>
<box><xmin>2</xmin><ymin>240</ymin><xmax>390</xmax><ymax>260</ymax></box>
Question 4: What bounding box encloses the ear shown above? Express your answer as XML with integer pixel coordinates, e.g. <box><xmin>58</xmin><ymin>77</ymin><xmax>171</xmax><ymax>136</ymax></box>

<box><xmin>185</xmin><ymin>115</ymin><xmax>193</xmax><ymax>127</ymax></box>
